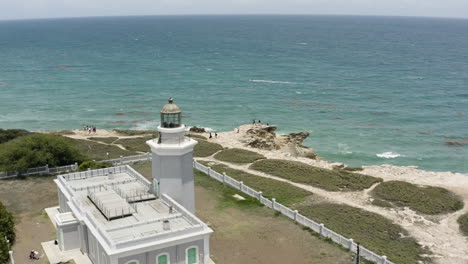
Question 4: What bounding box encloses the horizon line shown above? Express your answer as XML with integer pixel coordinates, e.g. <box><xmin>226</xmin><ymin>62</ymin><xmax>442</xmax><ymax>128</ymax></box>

<box><xmin>1</xmin><ymin>13</ymin><xmax>468</xmax><ymax>22</ymax></box>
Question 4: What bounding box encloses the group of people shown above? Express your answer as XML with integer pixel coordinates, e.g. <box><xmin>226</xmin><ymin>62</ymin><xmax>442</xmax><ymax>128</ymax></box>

<box><xmin>252</xmin><ymin>119</ymin><xmax>269</xmax><ymax>126</ymax></box>
<box><xmin>29</xmin><ymin>250</ymin><xmax>39</xmax><ymax>260</ymax></box>
<box><xmin>83</xmin><ymin>125</ymin><xmax>97</xmax><ymax>134</ymax></box>
<box><xmin>209</xmin><ymin>132</ymin><xmax>218</xmax><ymax>139</ymax></box>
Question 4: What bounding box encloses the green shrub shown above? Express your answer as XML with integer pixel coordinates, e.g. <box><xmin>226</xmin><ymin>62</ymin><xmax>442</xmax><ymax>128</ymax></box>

<box><xmin>458</xmin><ymin>213</ymin><xmax>468</xmax><ymax>236</ymax></box>
<box><xmin>371</xmin><ymin>181</ymin><xmax>464</xmax><ymax>215</ymax></box>
<box><xmin>78</xmin><ymin>161</ymin><xmax>112</xmax><ymax>171</ymax></box>
<box><xmin>0</xmin><ymin>201</ymin><xmax>15</xmax><ymax>263</ymax></box>
<box><xmin>209</xmin><ymin>163</ymin><xmax>312</xmax><ymax>206</ymax></box>
<box><xmin>297</xmin><ymin>203</ymin><xmax>425</xmax><ymax>264</ymax></box>
<box><xmin>214</xmin><ymin>148</ymin><xmax>266</xmax><ymax>164</ymax></box>
<box><xmin>193</xmin><ymin>139</ymin><xmax>223</xmax><ymax>157</ymax></box>
<box><xmin>0</xmin><ymin>129</ymin><xmax>31</xmax><ymax>144</ymax></box>
<box><xmin>0</xmin><ymin>202</ymin><xmax>14</xmax><ymax>245</ymax></box>
<box><xmin>0</xmin><ymin>134</ymin><xmax>86</xmax><ymax>171</ymax></box>
<box><xmin>0</xmin><ymin>237</ymin><xmax>9</xmax><ymax>264</ymax></box>
<box><xmin>250</xmin><ymin>159</ymin><xmax>382</xmax><ymax>192</ymax></box>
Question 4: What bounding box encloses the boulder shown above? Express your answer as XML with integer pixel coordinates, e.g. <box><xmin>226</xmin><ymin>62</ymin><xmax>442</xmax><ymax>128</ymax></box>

<box><xmin>189</xmin><ymin>126</ymin><xmax>206</xmax><ymax>133</ymax></box>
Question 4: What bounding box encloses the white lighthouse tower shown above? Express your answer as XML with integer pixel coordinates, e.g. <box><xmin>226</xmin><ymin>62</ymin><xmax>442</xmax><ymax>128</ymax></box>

<box><xmin>146</xmin><ymin>98</ymin><xmax>198</xmax><ymax>213</ymax></box>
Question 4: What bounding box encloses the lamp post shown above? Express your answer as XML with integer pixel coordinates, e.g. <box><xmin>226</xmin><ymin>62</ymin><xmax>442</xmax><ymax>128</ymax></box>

<box><xmin>106</xmin><ymin>152</ymin><xmax>109</xmax><ymax>160</ymax></box>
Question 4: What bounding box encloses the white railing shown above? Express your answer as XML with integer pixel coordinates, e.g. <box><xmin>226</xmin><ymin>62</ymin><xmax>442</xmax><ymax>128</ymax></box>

<box><xmin>0</xmin><ymin>163</ymin><xmax>78</xmax><ymax>179</ymax></box>
<box><xmin>193</xmin><ymin>160</ymin><xmax>394</xmax><ymax>264</ymax></box>
<box><xmin>0</xmin><ymin>153</ymin><xmax>152</xmax><ymax>179</ymax></box>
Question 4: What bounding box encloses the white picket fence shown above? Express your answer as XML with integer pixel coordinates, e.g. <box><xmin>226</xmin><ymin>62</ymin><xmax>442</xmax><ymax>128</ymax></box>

<box><xmin>193</xmin><ymin>160</ymin><xmax>394</xmax><ymax>264</ymax></box>
<box><xmin>0</xmin><ymin>153</ymin><xmax>152</xmax><ymax>180</ymax></box>
<box><xmin>0</xmin><ymin>164</ymin><xmax>78</xmax><ymax>179</ymax></box>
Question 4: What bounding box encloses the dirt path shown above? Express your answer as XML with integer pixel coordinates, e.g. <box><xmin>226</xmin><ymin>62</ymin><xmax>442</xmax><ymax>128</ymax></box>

<box><xmin>196</xmin><ymin>156</ymin><xmax>468</xmax><ymax>264</ymax></box>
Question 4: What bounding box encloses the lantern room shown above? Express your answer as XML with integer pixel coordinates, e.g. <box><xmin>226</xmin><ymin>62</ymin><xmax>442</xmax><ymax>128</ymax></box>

<box><xmin>160</xmin><ymin>98</ymin><xmax>182</xmax><ymax>128</ymax></box>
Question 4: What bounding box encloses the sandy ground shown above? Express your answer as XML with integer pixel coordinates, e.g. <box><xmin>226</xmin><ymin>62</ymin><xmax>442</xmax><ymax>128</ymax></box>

<box><xmin>199</xmin><ymin>124</ymin><xmax>468</xmax><ymax>264</ymax></box>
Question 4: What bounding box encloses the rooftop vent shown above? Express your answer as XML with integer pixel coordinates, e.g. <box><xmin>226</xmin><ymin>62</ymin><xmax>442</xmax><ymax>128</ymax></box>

<box><xmin>163</xmin><ymin>220</ymin><xmax>170</xmax><ymax>231</ymax></box>
<box><xmin>108</xmin><ymin>171</ymin><xmax>114</xmax><ymax>180</ymax></box>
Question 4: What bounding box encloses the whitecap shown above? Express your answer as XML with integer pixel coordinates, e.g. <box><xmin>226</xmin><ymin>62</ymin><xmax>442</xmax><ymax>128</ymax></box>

<box><xmin>249</xmin><ymin>79</ymin><xmax>297</xmax><ymax>84</ymax></box>
<box><xmin>338</xmin><ymin>143</ymin><xmax>352</xmax><ymax>154</ymax></box>
<box><xmin>131</xmin><ymin>120</ymin><xmax>159</xmax><ymax>130</ymax></box>
<box><xmin>295</xmin><ymin>91</ymin><xmax>302</xmax><ymax>94</ymax></box>
<box><xmin>376</xmin><ymin>152</ymin><xmax>404</xmax><ymax>158</ymax></box>
<box><xmin>298</xmin><ymin>42</ymin><xmax>308</xmax><ymax>45</ymax></box>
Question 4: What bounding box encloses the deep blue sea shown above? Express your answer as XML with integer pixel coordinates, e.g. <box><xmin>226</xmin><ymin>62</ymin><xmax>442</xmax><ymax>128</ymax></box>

<box><xmin>1</xmin><ymin>15</ymin><xmax>467</xmax><ymax>173</ymax></box>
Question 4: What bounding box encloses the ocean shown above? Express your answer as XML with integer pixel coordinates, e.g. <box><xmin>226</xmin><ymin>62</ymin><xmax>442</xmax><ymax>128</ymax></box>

<box><xmin>0</xmin><ymin>15</ymin><xmax>467</xmax><ymax>173</ymax></box>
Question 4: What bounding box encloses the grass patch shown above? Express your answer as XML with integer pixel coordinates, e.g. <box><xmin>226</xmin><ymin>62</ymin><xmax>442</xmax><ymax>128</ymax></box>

<box><xmin>49</xmin><ymin>130</ymin><xmax>75</xmax><ymax>135</ymax></box>
<box><xmin>214</xmin><ymin>148</ymin><xmax>266</xmax><ymax>164</ymax></box>
<box><xmin>87</xmin><ymin>137</ymin><xmax>119</xmax><ymax>144</ymax></box>
<box><xmin>371</xmin><ymin>181</ymin><xmax>464</xmax><ymax>215</ymax></box>
<box><xmin>332</xmin><ymin>165</ymin><xmax>364</xmax><ymax>172</ymax></box>
<box><xmin>193</xmin><ymin>139</ymin><xmax>223</xmax><ymax>157</ymax></box>
<box><xmin>186</xmin><ymin>133</ymin><xmax>207</xmax><ymax>140</ymax></box>
<box><xmin>458</xmin><ymin>213</ymin><xmax>468</xmax><ymax>236</ymax></box>
<box><xmin>194</xmin><ymin>169</ymin><xmax>262</xmax><ymax>210</ymax></box>
<box><xmin>115</xmin><ymin>136</ymin><xmax>153</xmax><ymax>152</ymax></box>
<box><xmin>68</xmin><ymin>138</ymin><xmax>137</xmax><ymax>160</ymax></box>
<box><xmin>371</xmin><ymin>199</ymin><xmax>393</xmax><ymax>208</ymax></box>
<box><xmin>297</xmin><ymin>203</ymin><xmax>426</xmax><ymax>264</ymax></box>
<box><xmin>113</xmin><ymin>129</ymin><xmax>158</xmax><ymax>137</ymax></box>
<box><xmin>208</xmin><ymin>163</ymin><xmax>312</xmax><ymax>206</ymax></box>
<box><xmin>250</xmin><ymin>159</ymin><xmax>382</xmax><ymax>192</ymax></box>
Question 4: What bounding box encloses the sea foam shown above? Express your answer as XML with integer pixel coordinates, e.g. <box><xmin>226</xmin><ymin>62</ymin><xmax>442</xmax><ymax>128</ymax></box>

<box><xmin>249</xmin><ymin>79</ymin><xmax>296</xmax><ymax>84</ymax></box>
<box><xmin>376</xmin><ymin>152</ymin><xmax>404</xmax><ymax>159</ymax></box>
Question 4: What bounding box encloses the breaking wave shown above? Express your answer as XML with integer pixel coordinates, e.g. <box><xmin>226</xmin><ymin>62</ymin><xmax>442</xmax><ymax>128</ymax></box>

<box><xmin>376</xmin><ymin>152</ymin><xmax>404</xmax><ymax>158</ymax></box>
<box><xmin>249</xmin><ymin>79</ymin><xmax>297</xmax><ymax>84</ymax></box>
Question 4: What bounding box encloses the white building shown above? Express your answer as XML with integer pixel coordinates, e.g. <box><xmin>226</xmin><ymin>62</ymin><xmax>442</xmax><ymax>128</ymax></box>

<box><xmin>53</xmin><ymin>99</ymin><xmax>213</xmax><ymax>264</ymax></box>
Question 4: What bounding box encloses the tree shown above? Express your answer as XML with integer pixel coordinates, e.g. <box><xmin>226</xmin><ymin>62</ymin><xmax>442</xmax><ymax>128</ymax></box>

<box><xmin>0</xmin><ymin>202</ymin><xmax>14</xmax><ymax>264</ymax></box>
<box><xmin>0</xmin><ymin>134</ymin><xmax>86</xmax><ymax>171</ymax></box>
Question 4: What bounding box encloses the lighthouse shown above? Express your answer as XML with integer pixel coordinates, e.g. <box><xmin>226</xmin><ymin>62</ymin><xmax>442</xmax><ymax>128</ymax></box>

<box><xmin>146</xmin><ymin>98</ymin><xmax>198</xmax><ymax>213</ymax></box>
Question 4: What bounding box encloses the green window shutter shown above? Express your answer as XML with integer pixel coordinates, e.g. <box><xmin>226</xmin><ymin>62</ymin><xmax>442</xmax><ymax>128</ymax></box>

<box><xmin>158</xmin><ymin>255</ymin><xmax>168</xmax><ymax>264</ymax></box>
<box><xmin>187</xmin><ymin>248</ymin><xmax>197</xmax><ymax>264</ymax></box>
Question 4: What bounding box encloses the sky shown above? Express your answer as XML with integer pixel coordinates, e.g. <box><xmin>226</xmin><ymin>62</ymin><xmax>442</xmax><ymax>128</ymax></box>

<box><xmin>1</xmin><ymin>0</ymin><xmax>468</xmax><ymax>20</ymax></box>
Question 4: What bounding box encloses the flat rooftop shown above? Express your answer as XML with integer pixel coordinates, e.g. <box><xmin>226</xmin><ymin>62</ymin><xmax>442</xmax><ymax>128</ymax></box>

<box><xmin>56</xmin><ymin>166</ymin><xmax>207</xmax><ymax>249</ymax></box>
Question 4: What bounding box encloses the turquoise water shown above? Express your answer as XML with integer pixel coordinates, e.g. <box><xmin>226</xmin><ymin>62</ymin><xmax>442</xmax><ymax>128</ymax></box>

<box><xmin>1</xmin><ymin>15</ymin><xmax>467</xmax><ymax>173</ymax></box>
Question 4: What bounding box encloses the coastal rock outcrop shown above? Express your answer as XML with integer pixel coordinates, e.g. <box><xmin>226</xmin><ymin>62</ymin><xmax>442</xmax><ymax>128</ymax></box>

<box><xmin>189</xmin><ymin>126</ymin><xmax>206</xmax><ymax>133</ymax></box>
<box><xmin>242</xmin><ymin>125</ymin><xmax>316</xmax><ymax>159</ymax></box>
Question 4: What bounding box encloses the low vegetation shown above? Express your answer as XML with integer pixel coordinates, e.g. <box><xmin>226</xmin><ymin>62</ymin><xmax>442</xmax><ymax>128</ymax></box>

<box><xmin>0</xmin><ymin>202</ymin><xmax>15</xmax><ymax>263</ymax></box>
<box><xmin>113</xmin><ymin>129</ymin><xmax>158</xmax><ymax>137</ymax></box>
<box><xmin>115</xmin><ymin>136</ymin><xmax>153</xmax><ymax>152</ymax></box>
<box><xmin>0</xmin><ymin>134</ymin><xmax>86</xmax><ymax>171</ymax></box>
<box><xmin>194</xmin><ymin>169</ymin><xmax>262</xmax><ymax>210</ymax></box>
<box><xmin>193</xmin><ymin>139</ymin><xmax>223</xmax><ymax>157</ymax></box>
<box><xmin>250</xmin><ymin>159</ymin><xmax>382</xmax><ymax>192</ymax></box>
<box><xmin>297</xmin><ymin>203</ymin><xmax>426</xmax><ymax>264</ymax></box>
<box><xmin>67</xmin><ymin>137</ymin><xmax>137</xmax><ymax>160</ymax></box>
<box><xmin>186</xmin><ymin>133</ymin><xmax>206</xmax><ymax>140</ymax></box>
<box><xmin>78</xmin><ymin>161</ymin><xmax>112</xmax><ymax>171</ymax></box>
<box><xmin>0</xmin><ymin>129</ymin><xmax>31</xmax><ymax>144</ymax></box>
<box><xmin>207</xmin><ymin>163</ymin><xmax>312</xmax><ymax>206</ymax></box>
<box><xmin>87</xmin><ymin>137</ymin><xmax>119</xmax><ymax>144</ymax></box>
<box><xmin>371</xmin><ymin>181</ymin><xmax>464</xmax><ymax>214</ymax></box>
<box><xmin>458</xmin><ymin>213</ymin><xmax>468</xmax><ymax>236</ymax></box>
<box><xmin>214</xmin><ymin>148</ymin><xmax>266</xmax><ymax>164</ymax></box>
